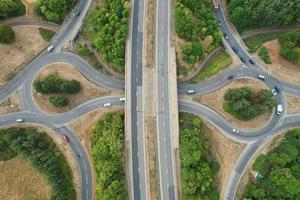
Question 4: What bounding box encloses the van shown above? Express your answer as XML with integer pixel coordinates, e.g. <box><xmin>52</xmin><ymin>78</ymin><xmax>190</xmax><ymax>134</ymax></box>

<box><xmin>187</xmin><ymin>89</ymin><xmax>196</xmax><ymax>94</ymax></box>
<box><xmin>276</xmin><ymin>104</ymin><xmax>283</xmax><ymax>115</ymax></box>
<box><xmin>258</xmin><ymin>75</ymin><xmax>265</xmax><ymax>80</ymax></box>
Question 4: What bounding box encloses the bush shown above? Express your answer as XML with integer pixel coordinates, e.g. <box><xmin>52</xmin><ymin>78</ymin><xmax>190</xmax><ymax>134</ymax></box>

<box><xmin>223</xmin><ymin>87</ymin><xmax>276</xmax><ymax>120</ymax></box>
<box><xmin>0</xmin><ymin>0</ymin><xmax>25</xmax><ymax>19</ymax></box>
<box><xmin>0</xmin><ymin>25</ymin><xmax>15</xmax><ymax>43</ymax></box>
<box><xmin>48</xmin><ymin>95</ymin><xmax>68</xmax><ymax>107</ymax></box>
<box><xmin>91</xmin><ymin>112</ymin><xmax>127</xmax><ymax>199</ymax></box>
<box><xmin>34</xmin><ymin>74</ymin><xmax>81</xmax><ymax>94</ymax></box>
<box><xmin>258</xmin><ymin>47</ymin><xmax>272</xmax><ymax>64</ymax></box>
<box><xmin>182</xmin><ymin>42</ymin><xmax>204</xmax><ymax>64</ymax></box>
<box><xmin>38</xmin><ymin>28</ymin><xmax>55</xmax><ymax>42</ymax></box>
<box><xmin>36</xmin><ymin>0</ymin><xmax>77</xmax><ymax>23</ymax></box>
<box><xmin>279</xmin><ymin>30</ymin><xmax>300</xmax><ymax>64</ymax></box>
<box><xmin>76</xmin><ymin>43</ymin><xmax>90</xmax><ymax>57</ymax></box>
<box><xmin>0</xmin><ymin>127</ymin><xmax>75</xmax><ymax>199</ymax></box>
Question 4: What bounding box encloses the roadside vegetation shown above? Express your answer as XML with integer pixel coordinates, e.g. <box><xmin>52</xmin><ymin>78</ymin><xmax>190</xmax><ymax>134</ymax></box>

<box><xmin>82</xmin><ymin>0</ymin><xmax>130</xmax><ymax>73</ymax></box>
<box><xmin>258</xmin><ymin>47</ymin><xmax>272</xmax><ymax>64</ymax></box>
<box><xmin>0</xmin><ymin>25</ymin><xmax>15</xmax><ymax>43</ymax></box>
<box><xmin>190</xmin><ymin>48</ymin><xmax>231</xmax><ymax>83</ymax></box>
<box><xmin>0</xmin><ymin>0</ymin><xmax>25</xmax><ymax>19</ymax></box>
<box><xmin>223</xmin><ymin>87</ymin><xmax>276</xmax><ymax>120</ymax></box>
<box><xmin>228</xmin><ymin>0</ymin><xmax>300</xmax><ymax>33</ymax></box>
<box><xmin>179</xmin><ymin>112</ymin><xmax>220</xmax><ymax>200</ymax></box>
<box><xmin>243</xmin><ymin>128</ymin><xmax>300</xmax><ymax>199</ymax></box>
<box><xmin>91</xmin><ymin>112</ymin><xmax>128</xmax><ymax>199</ymax></box>
<box><xmin>279</xmin><ymin>30</ymin><xmax>300</xmax><ymax>65</ymax></box>
<box><xmin>35</xmin><ymin>0</ymin><xmax>78</xmax><ymax>24</ymax></box>
<box><xmin>175</xmin><ymin>0</ymin><xmax>222</xmax><ymax>76</ymax></box>
<box><xmin>244</xmin><ymin>33</ymin><xmax>284</xmax><ymax>53</ymax></box>
<box><xmin>34</xmin><ymin>74</ymin><xmax>81</xmax><ymax>107</ymax></box>
<box><xmin>38</xmin><ymin>28</ymin><xmax>55</xmax><ymax>42</ymax></box>
<box><xmin>0</xmin><ymin>127</ymin><xmax>75</xmax><ymax>200</ymax></box>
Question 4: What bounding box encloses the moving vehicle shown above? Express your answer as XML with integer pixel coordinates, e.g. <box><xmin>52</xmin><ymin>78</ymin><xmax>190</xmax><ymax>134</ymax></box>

<box><xmin>274</xmin><ymin>85</ymin><xmax>281</xmax><ymax>94</ymax></box>
<box><xmin>233</xmin><ymin>128</ymin><xmax>239</xmax><ymax>133</ymax></box>
<box><xmin>271</xmin><ymin>89</ymin><xmax>277</xmax><ymax>96</ymax></box>
<box><xmin>257</xmin><ymin>74</ymin><xmax>265</xmax><ymax>80</ymax></box>
<box><xmin>120</xmin><ymin>97</ymin><xmax>126</xmax><ymax>102</ymax></box>
<box><xmin>224</xmin><ymin>33</ymin><xmax>228</xmax><ymax>40</ymax></box>
<box><xmin>232</xmin><ymin>46</ymin><xmax>238</xmax><ymax>53</ymax></box>
<box><xmin>47</xmin><ymin>45</ymin><xmax>54</xmax><ymax>52</ymax></box>
<box><xmin>240</xmin><ymin>57</ymin><xmax>246</xmax><ymax>63</ymax></box>
<box><xmin>187</xmin><ymin>89</ymin><xmax>196</xmax><ymax>94</ymax></box>
<box><xmin>276</xmin><ymin>104</ymin><xmax>283</xmax><ymax>115</ymax></box>
<box><xmin>103</xmin><ymin>102</ymin><xmax>111</xmax><ymax>107</ymax></box>
<box><xmin>249</xmin><ymin>59</ymin><xmax>255</xmax><ymax>65</ymax></box>
<box><xmin>63</xmin><ymin>135</ymin><xmax>70</xmax><ymax>142</ymax></box>
<box><xmin>75</xmin><ymin>11</ymin><xmax>81</xmax><ymax>16</ymax></box>
<box><xmin>16</xmin><ymin>118</ymin><xmax>24</xmax><ymax>123</ymax></box>
<box><xmin>227</xmin><ymin>75</ymin><xmax>234</xmax><ymax>80</ymax></box>
<box><xmin>213</xmin><ymin>0</ymin><xmax>219</xmax><ymax>12</ymax></box>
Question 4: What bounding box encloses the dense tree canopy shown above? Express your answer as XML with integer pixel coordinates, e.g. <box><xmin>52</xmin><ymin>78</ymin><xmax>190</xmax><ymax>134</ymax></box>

<box><xmin>179</xmin><ymin>113</ymin><xmax>220</xmax><ymax>199</ymax></box>
<box><xmin>224</xmin><ymin>87</ymin><xmax>276</xmax><ymax>120</ymax></box>
<box><xmin>0</xmin><ymin>127</ymin><xmax>75</xmax><ymax>200</ymax></box>
<box><xmin>0</xmin><ymin>0</ymin><xmax>25</xmax><ymax>19</ymax></box>
<box><xmin>91</xmin><ymin>112</ymin><xmax>127</xmax><ymax>200</ymax></box>
<box><xmin>244</xmin><ymin>129</ymin><xmax>300</xmax><ymax>200</ymax></box>
<box><xmin>36</xmin><ymin>0</ymin><xmax>77</xmax><ymax>23</ymax></box>
<box><xmin>228</xmin><ymin>0</ymin><xmax>300</xmax><ymax>32</ymax></box>
<box><xmin>84</xmin><ymin>0</ymin><xmax>130</xmax><ymax>73</ymax></box>
<box><xmin>279</xmin><ymin>30</ymin><xmax>300</xmax><ymax>65</ymax></box>
<box><xmin>0</xmin><ymin>25</ymin><xmax>15</xmax><ymax>43</ymax></box>
<box><xmin>182</xmin><ymin>42</ymin><xmax>204</xmax><ymax>64</ymax></box>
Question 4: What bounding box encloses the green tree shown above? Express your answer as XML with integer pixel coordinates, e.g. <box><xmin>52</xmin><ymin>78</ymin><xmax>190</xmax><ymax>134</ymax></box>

<box><xmin>0</xmin><ymin>0</ymin><xmax>25</xmax><ymax>19</ymax></box>
<box><xmin>0</xmin><ymin>25</ymin><xmax>15</xmax><ymax>43</ymax></box>
<box><xmin>258</xmin><ymin>47</ymin><xmax>272</xmax><ymax>64</ymax></box>
<box><xmin>48</xmin><ymin>95</ymin><xmax>68</xmax><ymax>107</ymax></box>
<box><xmin>182</xmin><ymin>42</ymin><xmax>204</xmax><ymax>64</ymax></box>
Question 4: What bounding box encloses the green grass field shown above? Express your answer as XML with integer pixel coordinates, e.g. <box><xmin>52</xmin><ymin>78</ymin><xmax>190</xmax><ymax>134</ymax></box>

<box><xmin>244</xmin><ymin>33</ymin><xmax>284</xmax><ymax>53</ymax></box>
<box><xmin>190</xmin><ymin>49</ymin><xmax>232</xmax><ymax>83</ymax></box>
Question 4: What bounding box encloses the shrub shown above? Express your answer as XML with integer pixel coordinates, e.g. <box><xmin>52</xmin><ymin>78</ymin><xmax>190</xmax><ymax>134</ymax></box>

<box><xmin>34</xmin><ymin>74</ymin><xmax>81</xmax><ymax>94</ymax></box>
<box><xmin>38</xmin><ymin>28</ymin><xmax>55</xmax><ymax>42</ymax></box>
<box><xmin>0</xmin><ymin>25</ymin><xmax>15</xmax><ymax>43</ymax></box>
<box><xmin>48</xmin><ymin>95</ymin><xmax>68</xmax><ymax>107</ymax></box>
<box><xmin>182</xmin><ymin>42</ymin><xmax>204</xmax><ymax>64</ymax></box>
<box><xmin>279</xmin><ymin>30</ymin><xmax>300</xmax><ymax>64</ymax></box>
<box><xmin>258</xmin><ymin>47</ymin><xmax>272</xmax><ymax>64</ymax></box>
<box><xmin>76</xmin><ymin>43</ymin><xmax>90</xmax><ymax>57</ymax></box>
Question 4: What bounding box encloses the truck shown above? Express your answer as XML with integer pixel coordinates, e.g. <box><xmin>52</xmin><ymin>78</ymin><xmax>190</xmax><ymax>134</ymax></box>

<box><xmin>213</xmin><ymin>0</ymin><xmax>219</xmax><ymax>12</ymax></box>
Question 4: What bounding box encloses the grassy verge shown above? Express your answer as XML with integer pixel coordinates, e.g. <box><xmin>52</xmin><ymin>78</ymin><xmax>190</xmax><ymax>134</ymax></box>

<box><xmin>179</xmin><ymin>112</ymin><xmax>220</xmax><ymax>200</ymax></box>
<box><xmin>91</xmin><ymin>112</ymin><xmax>128</xmax><ymax>199</ymax></box>
<box><xmin>0</xmin><ymin>127</ymin><xmax>75</xmax><ymax>199</ymax></box>
<box><xmin>38</xmin><ymin>28</ymin><xmax>55</xmax><ymax>42</ymax></box>
<box><xmin>244</xmin><ymin>33</ymin><xmax>284</xmax><ymax>53</ymax></box>
<box><xmin>190</xmin><ymin>49</ymin><xmax>232</xmax><ymax>83</ymax></box>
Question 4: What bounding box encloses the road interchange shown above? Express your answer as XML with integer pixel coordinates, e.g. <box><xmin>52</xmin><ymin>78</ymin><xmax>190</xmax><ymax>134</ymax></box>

<box><xmin>0</xmin><ymin>0</ymin><xmax>300</xmax><ymax>199</ymax></box>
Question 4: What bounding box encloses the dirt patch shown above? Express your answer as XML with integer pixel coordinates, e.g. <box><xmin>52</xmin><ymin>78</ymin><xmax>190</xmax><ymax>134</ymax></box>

<box><xmin>286</xmin><ymin>94</ymin><xmax>300</xmax><ymax>114</ymax></box>
<box><xmin>235</xmin><ymin>133</ymin><xmax>286</xmax><ymax>200</ymax></box>
<box><xmin>0</xmin><ymin>156</ymin><xmax>51</xmax><ymax>200</ymax></box>
<box><xmin>202</xmin><ymin>120</ymin><xmax>245</xmax><ymax>199</ymax></box>
<box><xmin>260</xmin><ymin>39</ymin><xmax>300</xmax><ymax>84</ymax></box>
<box><xmin>0</xmin><ymin>27</ymin><xmax>47</xmax><ymax>86</ymax></box>
<box><xmin>33</xmin><ymin>63</ymin><xmax>111</xmax><ymax>113</ymax></box>
<box><xmin>145</xmin><ymin>0</ymin><xmax>155</xmax><ymax>68</ymax></box>
<box><xmin>194</xmin><ymin>78</ymin><xmax>271</xmax><ymax>130</ymax></box>
<box><xmin>22</xmin><ymin>0</ymin><xmax>37</xmax><ymax>15</ymax></box>
<box><xmin>0</xmin><ymin>90</ymin><xmax>22</xmax><ymax>115</ymax></box>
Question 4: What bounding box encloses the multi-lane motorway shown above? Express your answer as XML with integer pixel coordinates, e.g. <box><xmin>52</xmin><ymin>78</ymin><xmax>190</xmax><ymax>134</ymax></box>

<box><xmin>1</xmin><ymin>0</ymin><xmax>300</xmax><ymax>199</ymax></box>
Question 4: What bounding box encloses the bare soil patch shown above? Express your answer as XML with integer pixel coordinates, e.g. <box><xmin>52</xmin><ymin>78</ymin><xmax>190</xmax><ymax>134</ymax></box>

<box><xmin>202</xmin><ymin>120</ymin><xmax>245</xmax><ymax>199</ymax></box>
<box><xmin>0</xmin><ymin>90</ymin><xmax>22</xmax><ymax>115</ymax></box>
<box><xmin>0</xmin><ymin>156</ymin><xmax>51</xmax><ymax>200</ymax></box>
<box><xmin>22</xmin><ymin>0</ymin><xmax>37</xmax><ymax>15</ymax></box>
<box><xmin>194</xmin><ymin>78</ymin><xmax>271</xmax><ymax>130</ymax></box>
<box><xmin>0</xmin><ymin>27</ymin><xmax>47</xmax><ymax>86</ymax></box>
<box><xmin>33</xmin><ymin>63</ymin><xmax>110</xmax><ymax>113</ymax></box>
<box><xmin>260</xmin><ymin>39</ymin><xmax>300</xmax><ymax>84</ymax></box>
<box><xmin>145</xmin><ymin>0</ymin><xmax>155</xmax><ymax>68</ymax></box>
<box><xmin>286</xmin><ymin>94</ymin><xmax>300</xmax><ymax>114</ymax></box>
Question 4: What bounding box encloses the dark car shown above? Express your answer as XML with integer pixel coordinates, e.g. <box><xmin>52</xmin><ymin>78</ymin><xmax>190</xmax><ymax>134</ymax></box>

<box><xmin>240</xmin><ymin>57</ymin><xmax>246</xmax><ymax>63</ymax></box>
<box><xmin>249</xmin><ymin>59</ymin><xmax>255</xmax><ymax>65</ymax></box>
<box><xmin>274</xmin><ymin>85</ymin><xmax>281</xmax><ymax>93</ymax></box>
<box><xmin>75</xmin><ymin>11</ymin><xmax>81</xmax><ymax>16</ymax></box>
<box><xmin>232</xmin><ymin>47</ymin><xmax>238</xmax><ymax>53</ymax></box>
<box><xmin>223</xmin><ymin>33</ymin><xmax>228</xmax><ymax>40</ymax></box>
<box><xmin>227</xmin><ymin>75</ymin><xmax>234</xmax><ymax>80</ymax></box>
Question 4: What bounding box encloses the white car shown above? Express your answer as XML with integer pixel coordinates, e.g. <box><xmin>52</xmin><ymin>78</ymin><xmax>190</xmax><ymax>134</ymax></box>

<box><xmin>120</xmin><ymin>97</ymin><xmax>126</xmax><ymax>102</ymax></box>
<box><xmin>47</xmin><ymin>45</ymin><xmax>54</xmax><ymax>52</ymax></box>
<box><xmin>103</xmin><ymin>103</ymin><xmax>111</xmax><ymax>107</ymax></box>
<box><xmin>232</xmin><ymin>128</ymin><xmax>239</xmax><ymax>133</ymax></box>
<box><xmin>271</xmin><ymin>89</ymin><xmax>277</xmax><ymax>96</ymax></box>
<box><xmin>187</xmin><ymin>89</ymin><xmax>196</xmax><ymax>94</ymax></box>
<box><xmin>276</xmin><ymin>104</ymin><xmax>283</xmax><ymax>115</ymax></box>
<box><xmin>16</xmin><ymin>118</ymin><xmax>24</xmax><ymax>123</ymax></box>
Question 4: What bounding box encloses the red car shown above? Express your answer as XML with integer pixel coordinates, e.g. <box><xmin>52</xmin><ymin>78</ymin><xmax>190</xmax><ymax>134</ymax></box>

<box><xmin>63</xmin><ymin>135</ymin><xmax>70</xmax><ymax>142</ymax></box>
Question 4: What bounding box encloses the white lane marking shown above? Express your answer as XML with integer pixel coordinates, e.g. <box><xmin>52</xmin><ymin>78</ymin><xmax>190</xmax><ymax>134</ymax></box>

<box><xmin>165</xmin><ymin>153</ymin><xmax>167</xmax><ymax>158</ymax></box>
